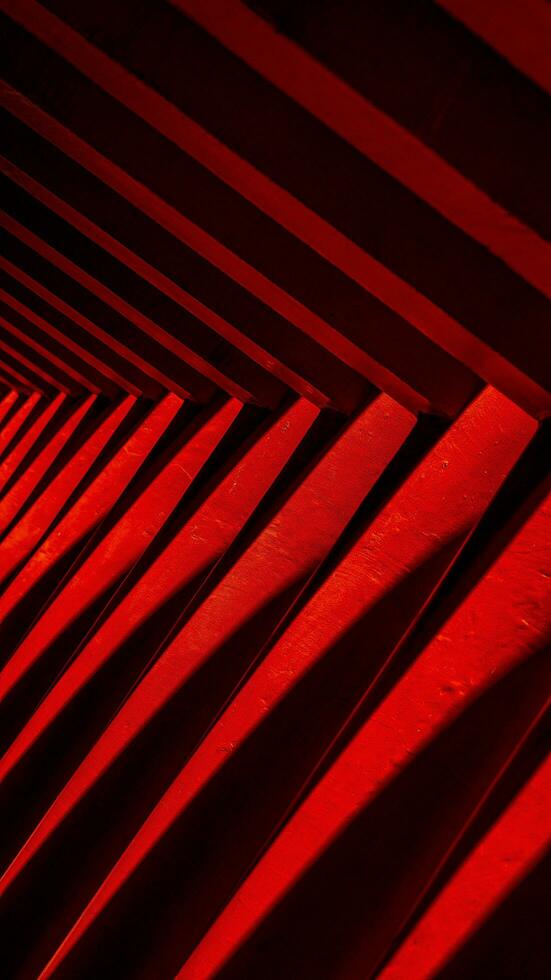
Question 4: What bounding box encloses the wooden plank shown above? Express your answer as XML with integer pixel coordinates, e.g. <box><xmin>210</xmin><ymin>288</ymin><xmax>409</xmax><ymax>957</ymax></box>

<box><xmin>176</xmin><ymin>478</ymin><xmax>550</xmax><ymax>980</ymax></box>
<box><xmin>0</xmin><ymin>394</ymin><xmax>97</xmax><ymax>535</ymax></box>
<box><xmin>0</xmin><ymin>396</ymin><xmax>135</xmax><ymax>586</ymax></box>
<box><xmin>0</xmin><ymin>397</ymin><xmax>242</xmax><ymax>746</ymax></box>
<box><xmin>379</xmin><ymin>751</ymin><xmax>551</xmax><ymax>978</ymax></box>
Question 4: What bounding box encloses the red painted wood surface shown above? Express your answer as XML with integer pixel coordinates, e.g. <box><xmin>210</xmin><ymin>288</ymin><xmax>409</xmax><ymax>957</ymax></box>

<box><xmin>0</xmin><ymin>394</ymin><xmax>96</xmax><ymax>534</ymax></box>
<box><xmin>0</xmin><ymin>397</ymin><xmax>241</xmax><ymax>739</ymax></box>
<box><xmin>178</xmin><ymin>481</ymin><xmax>550</xmax><ymax>980</ymax></box>
<box><xmin>379</xmin><ymin>750</ymin><xmax>551</xmax><ymax>978</ymax></box>
<box><xmin>0</xmin><ymin>393</ymin><xmax>67</xmax><ymax>492</ymax></box>
<box><xmin>0</xmin><ymin>3</ymin><xmax>549</xmax><ymax>976</ymax></box>
<box><xmin>0</xmin><ymin>392</ymin><xmax>41</xmax><ymax>457</ymax></box>
<box><xmin>0</xmin><ymin>395</ymin><xmax>135</xmax><ymax>585</ymax></box>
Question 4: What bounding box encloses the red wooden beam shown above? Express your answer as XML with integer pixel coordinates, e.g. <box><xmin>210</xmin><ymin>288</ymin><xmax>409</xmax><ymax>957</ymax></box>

<box><xmin>1</xmin><ymin>99</ymin><xmax>371</xmax><ymax>414</ymax></box>
<box><xmin>0</xmin><ymin>397</ymin><xmax>242</xmax><ymax>738</ymax></box>
<box><xmin>0</xmin><ymin>280</ymin><xmax>138</xmax><ymax>396</ymax></box>
<box><xmin>177</xmin><ymin>479</ymin><xmax>550</xmax><ymax>980</ymax></box>
<box><xmin>0</xmin><ymin>395</ymin><xmax>96</xmax><ymax>535</ymax></box>
<box><xmin>1</xmin><ymin>169</ymin><xmax>288</xmax><ymax>408</ymax></box>
<box><xmin>0</xmin><ymin>330</ymin><xmax>75</xmax><ymax>393</ymax></box>
<box><xmin>0</xmin><ymin>351</ymin><xmax>48</xmax><ymax>394</ymax></box>
<box><xmin>0</xmin><ymin>391</ymin><xmax>41</xmax><ymax>457</ymax></box>
<box><xmin>0</xmin><ymin>396</ymin><xmax>135</xmax><ymax>586</ymax></box>
<box><xmin>0</xmin><ymin>389</ymin><xmax>19</xmax><ymax>427</ymax></box>
<box><xmin>0</xmin><ymin>211</ymin><xmax>282</xmax><ymax>407</ymax></box>
<box><xmin>380</xmin><ymin>750</ymin><xmax>551</xmax><ymax>977</ymax></box>
<box><xmin>436</xmin><ymin>0</ymin><xmax>551</xmax><ymax>94</ymax></box>
<box><xmin>0</xmin><ymin>312</ymin><xmax>96</xmax><ymax>393</ymax></box>
<box><xmin>0</xmin><ymin>395</ymin><xmax>176</xmax><ymax>653</ymax></box>
<box><xmin>0</xmin><ymin>249</ymin><xmax>209</xmax><ymax>401</ymax></box>
<box><xmin>0</xmin><ymin>0</ymin><xmax>489</xmax><ymax>419</ymax></box>
<box><xmin>0</xmin><ymin>393</ymin><xmax>67</xmax><ymax>492</ymax></box>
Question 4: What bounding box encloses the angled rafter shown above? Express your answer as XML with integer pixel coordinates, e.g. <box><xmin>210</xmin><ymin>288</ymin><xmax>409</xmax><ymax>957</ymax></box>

<box><xmin>0</xmin><ymin>311</ymin><xmax>100</xmax><ymax>394</ymax></box>
<box><xmin>0</xmin><ymin>258</ymin><xmax>167</xmax><ymax>400</ymax></box>
<box><xmin>2</xmin><ymin>5</ymin><xmax>549</xmax><ymax>415</ymax></box>
<box><xmin>0</xmin><ymin>201</ymin><xmax>285</xmax><ymax>407</ymax></box>
<box><xmin>1</xmin><ymin>103</ymin><xmax>374</xmax><ymax>414</ymax></box>
<box><xmin>0</xmin><ymin>232</ymin><xmax>217</xmax><ymax>402</ymax></box>
<box><xmin>0</xmin><ymin>292</ymin><xmax>122</xmax><ymax>396</ymax></box>
<box><xmin>436</xmin><ymin>0</ymin><xmax>551</xmax><ymax>94</ymax></box>
<box><xmin>0</xmin><ymin>327</ymin><xmax>77</xmax><ymax>393</ymax></box>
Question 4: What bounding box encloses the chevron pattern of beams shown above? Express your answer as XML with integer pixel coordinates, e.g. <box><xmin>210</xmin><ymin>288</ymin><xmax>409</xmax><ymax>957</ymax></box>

<box><xmin>0</xmin><ymin>2</ymin><xmax>550</xmax><ymax>978</ymax></box>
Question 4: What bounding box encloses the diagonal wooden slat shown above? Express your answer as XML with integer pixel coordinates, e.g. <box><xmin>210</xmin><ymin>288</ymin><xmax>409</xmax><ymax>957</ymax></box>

<box><xmin>0</xmin><ymin>394</ymin><xmax>97</xmax><ymax>535</ymax></box>
<box><xmin>0</xmin><ymin>397</ymin><xmax>242</xmax><ymax>752</ymax></box>
<box><xmin>0</xmin><ymin>239</ymin><xmax>214</xmax><ymax>401</ymax></box>
<box><xmin>175</xmin><ymin>478</ymin><xmax>550</xmax><ymax>980</ymax></box>
<box><xmin>0</xmin><ymin>326</ymin><xmax>77</xmax><ymax>393</ymax></box>
<box><xmin>0</xmin><ymin>145</ymin><xmax>366</xmax><ymax>414</ymax></box>
<box><xmin>0</xmin><ymin>395</ymin><xmax>135</xmax><ymax>585</ymax></box>
<box><xmin>379</xmin><ymin>748</ymin><xmax>551</xmax><ymax>978</ymax></box>
<box><xmin>0</xmin><ymin>392</ymin><xmax>68</xmax><ymax>493</ymax></box>
<box><xmin>0</xmin><ymin>0</ymin><xmax>491</xmax><ymax>420</ymax></box>
<box><xmin>1</xmin><ymin>101</ymin><xmax>373</xmax><ymax>414</ymax></box>
<box><xmin>5</xmin><ymin>387</ymin><xmax>534</xmax><ymax>979</ymax></box>
<box><xmin>0</xmin><ymin>206</ymin><xmax>285</xmax><ymax>407</ymax></box>
<box><xmin>436</xmin><ymin>0</ymin><xmax>551</xmax><ymax>94</ymax></box>
<box><xmin>0</xmin><ymin>6</ymin><xmax>548</xmax><ymax>977</ymax></box>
